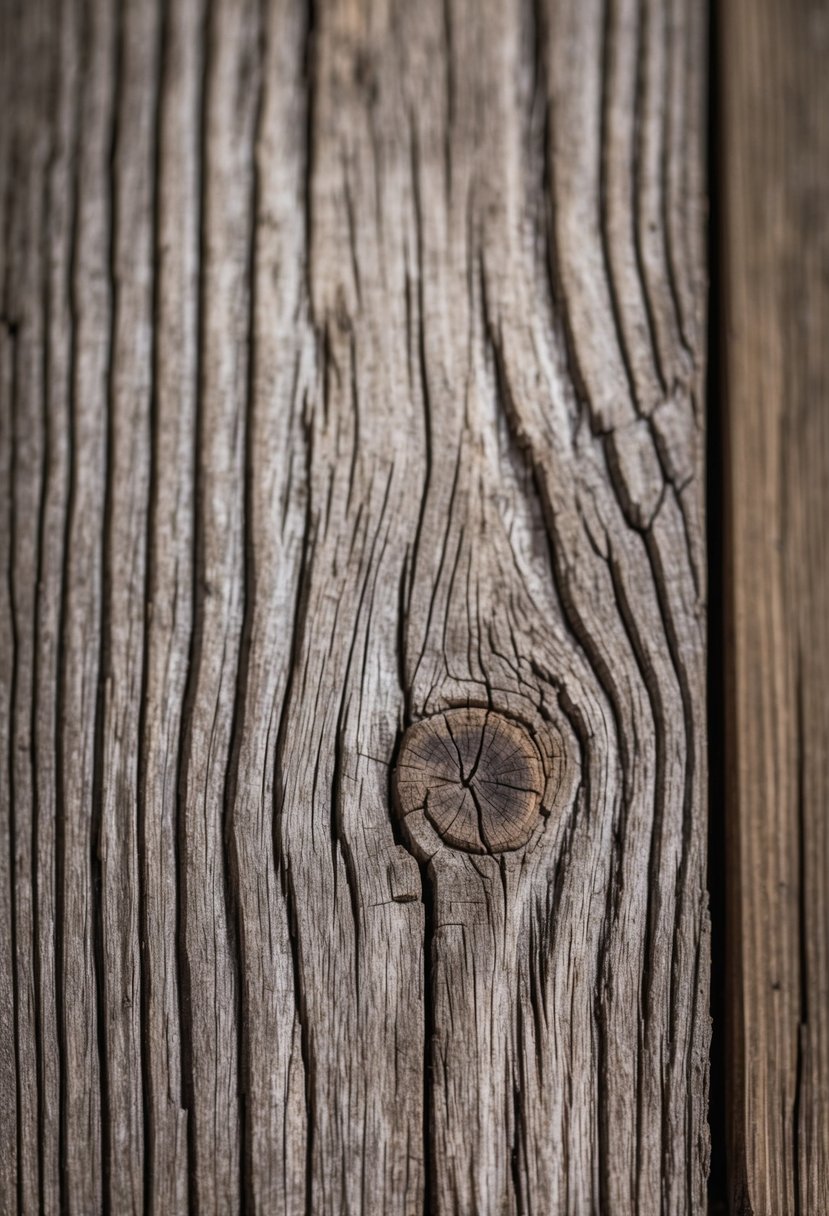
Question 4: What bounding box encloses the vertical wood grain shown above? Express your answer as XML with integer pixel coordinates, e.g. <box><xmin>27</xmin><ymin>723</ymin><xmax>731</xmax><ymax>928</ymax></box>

<box><xmin>0</xmin><ymin>0</ymin><xmax>709</xmax><ymax>1211</ymax></box>
<box><xmin>721</xmin><ymin>0</ymin><xmax>829</xmax><ymax>1211</ymax></box>
<box><xmin>139</xmin><ymin>0</ymin><xmax>201</xmax><ymax>1206</ymax></box>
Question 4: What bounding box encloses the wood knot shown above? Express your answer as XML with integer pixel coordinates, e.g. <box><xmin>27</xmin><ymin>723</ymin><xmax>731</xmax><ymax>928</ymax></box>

<box><xmin>393</xmin><ymin>708</ymin><xmax>544</xmax><ymax>854</ymax></box>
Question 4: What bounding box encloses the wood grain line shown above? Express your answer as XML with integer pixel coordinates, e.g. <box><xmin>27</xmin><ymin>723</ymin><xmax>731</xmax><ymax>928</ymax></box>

<box><xmin>0</xmin><ymin>1</ymin><xmax>709</xmax><ymax>1211</ymax></box>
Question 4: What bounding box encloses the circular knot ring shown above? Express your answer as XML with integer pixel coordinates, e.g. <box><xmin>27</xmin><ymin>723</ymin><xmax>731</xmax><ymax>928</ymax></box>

<box><xmin>393</xmin><ymin>708</ymin><xmax>544</xmax><ymax>854</ymax></box>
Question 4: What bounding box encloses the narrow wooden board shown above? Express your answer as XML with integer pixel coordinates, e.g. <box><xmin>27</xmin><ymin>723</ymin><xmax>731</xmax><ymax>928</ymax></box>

<box><xmin>0</xmin><ymin>0</ymin><xmax>709</xmax><ymax>1211</ymax></box>
<box><xmin>721</xmin><ymin>0</ymin><xmax>829</xmax><ymax>1211</ymax></box>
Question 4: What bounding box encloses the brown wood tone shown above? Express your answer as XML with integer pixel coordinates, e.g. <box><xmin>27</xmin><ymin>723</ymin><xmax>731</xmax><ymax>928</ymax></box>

<box><xmin>394</xmin><ymin>709</ymin><xmax>547</xmax><ymax>854</ymax></box>
<box><xmin>0</xmin><ymin>0</ymin><xmax>709</xmax><ymax>1212</ymax></box>
<box><xmin>721</xmin><ymin>0</ymin><xmax>829</xmax><ymax>1212</ymax></box>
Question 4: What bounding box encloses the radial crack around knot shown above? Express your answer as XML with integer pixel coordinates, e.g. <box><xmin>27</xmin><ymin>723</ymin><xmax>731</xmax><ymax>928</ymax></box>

<box><xmin>393</xmin><ymin>708</ymin><xmax>545</xmax><ymax>854</ymax></box>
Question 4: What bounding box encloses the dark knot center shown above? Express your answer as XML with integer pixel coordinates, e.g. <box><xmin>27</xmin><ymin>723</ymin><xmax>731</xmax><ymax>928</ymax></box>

<box><xmin>393</xmin><ymin>708</ymin><xmax>544</xmax><ymax>854</ymax></box>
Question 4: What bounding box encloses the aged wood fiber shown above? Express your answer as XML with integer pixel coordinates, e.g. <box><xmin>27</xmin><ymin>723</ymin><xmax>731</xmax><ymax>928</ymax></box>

<box><xmin>0</xmin><ymin>0</ymin><xmax>709</xmax><ymax>1212</ymax></box>
<box><xmin>394</xmin><ymin>709</ymin><xmax>547</xmax><ymax>854</ymax></box>
<box><xmin>722</xmin><ymin>0</ymin><xmax>829</xmax><ymax>1211</ymax></box>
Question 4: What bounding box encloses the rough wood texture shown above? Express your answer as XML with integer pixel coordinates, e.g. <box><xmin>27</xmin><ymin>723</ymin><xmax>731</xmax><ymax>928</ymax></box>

<box><xmin>0</xmin><ymin>0</ymin><xmax>709</xmax><ymax>1211</ymax></box>
<box><xmin>394</xmin><ymin>709</ymin><xmax>547</xmax><ymax>854</ymax></box>
<box><xmin>721</xmin><ymin>0</ymin><xmax>829</xmax><ymax>1211</ymax></box>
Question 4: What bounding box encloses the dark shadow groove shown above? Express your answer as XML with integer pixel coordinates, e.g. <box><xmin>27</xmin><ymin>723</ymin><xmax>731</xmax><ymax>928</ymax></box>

<box><xmin>706</xmin><ymin>0</ymin><xmax>727</xmax><ymax>1206</ymax></box>
<box><xmin>222</xmin><ymin>3</ymin><xmax>267</xmax><ymax>1210</ymax></box>
<box><xmin>174</xmin><ymin>1</ymin><xmax>214</xmax><ymax>1207</ymax></box>
<box><xmin>136</xmin><ymin>4</ymin><xmax>168</xmax><ymax>1212</ymax></box>
<box><xmin>92</xmin><ymin>5</ymin><xmax>126</xmax><ymax>1209</ymax></box>
<box><xmin>418</xmin><ymin>856</ymin><xmax>436</xmax><ymax>1216</ymax></box>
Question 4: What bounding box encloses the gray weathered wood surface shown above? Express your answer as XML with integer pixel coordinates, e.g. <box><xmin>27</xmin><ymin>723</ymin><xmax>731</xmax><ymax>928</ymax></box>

<box><xmin>0</xmin><ymin>0</ymin><xmax>709</xmax><ymax>1211</ymax></box>
<box><xmin>721</xmin><ymin>0</ymin><xmax>829</xmax><ymax>1211</ymax></box>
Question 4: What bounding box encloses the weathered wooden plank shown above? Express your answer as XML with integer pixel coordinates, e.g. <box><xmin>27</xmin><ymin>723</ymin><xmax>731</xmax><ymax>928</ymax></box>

<box><xmin>277</xmin><ymin>7</ymin><xmax>429</xmax><ymax>1208</ymax></box>
<box><xmin>59</xmin><ymin>0</ymin><xmax>117</xmax><ymax>1206</ymax></box>
<box><xmin>227</xmin><ymin>0</ymin><xmax>311</xmax><ymax>1209</ymax></box>
<box><xmin>139</xmin><ymin>0</ymin><xmax>201</xmax><ymax>1210</ymax></box>
<box><xmin>721</xmin><ymin>0</ymin><xmax>829</xmax><ymax>1211</ymax></box>
<box><xmin>4</xmin><ymin>5</ymin><xmax>56</xmax><ymax>1210</ymax></box>
<box><xmin>175</xmin><ymin>0</ymin><xmax>263</xmax><ymax>1208</ymax></box>
<box><xmin>0</xmin><ymin>0</ymin><xmax>710</xmax><ymax>1211</ymax></box>
<box><xmin>36</xmin><ymin>2</ymin><xmax>79</xmax><ymax>1207</ymax></box>
<box><xmin>98</xmin><ymin>1</ymin><xmax>159</xmax><ymax>1209</ymax></box>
